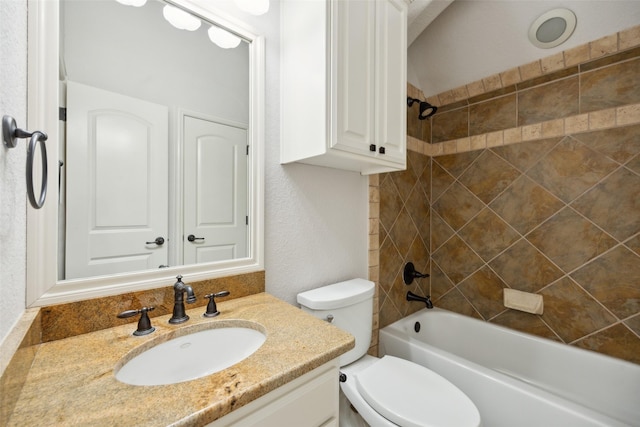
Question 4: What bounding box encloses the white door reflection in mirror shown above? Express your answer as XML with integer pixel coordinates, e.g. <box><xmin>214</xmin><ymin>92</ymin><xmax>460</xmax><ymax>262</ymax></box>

<box><xmin>65</xmin><ymin>81</ymin><xmax>168</xmax><ymax>279</ymax></box>
<box><xmin>183</xmin><ymin>115</ymin><xmax>248</xmax><ymax>265</ymax></box>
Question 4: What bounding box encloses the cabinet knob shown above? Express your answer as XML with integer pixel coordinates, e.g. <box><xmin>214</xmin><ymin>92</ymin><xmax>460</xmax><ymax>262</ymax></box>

<box><xmin>369</xmin><ymin>144</ymin><xmax>376</xmax><ymax>152</ymax></box>
<box><xmin>379</xmin><ymin>146</ymin><xmax>386</xmax><ymax>154</ymax></box>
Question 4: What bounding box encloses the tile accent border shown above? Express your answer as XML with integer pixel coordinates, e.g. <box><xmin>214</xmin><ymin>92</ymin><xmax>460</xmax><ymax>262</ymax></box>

<box><xmin>410</xmin><ymin>102</ymin><xmax>640</xmax><ymax>157</ymax></box>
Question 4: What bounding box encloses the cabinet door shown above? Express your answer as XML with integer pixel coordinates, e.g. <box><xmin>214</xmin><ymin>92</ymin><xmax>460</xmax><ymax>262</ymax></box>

<box><xmin>332</xmin><ymin>0</ymin><xmax>375</xmax><ymax>156</ymax></box>
<box><xmin>375</xmin><ymin>0</ymin><xmax>407</xmax><ymax>165</ymax></box>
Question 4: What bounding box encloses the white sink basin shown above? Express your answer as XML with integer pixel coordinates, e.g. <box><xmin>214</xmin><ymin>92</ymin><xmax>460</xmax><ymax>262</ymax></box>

<box><xmin>115</xmin><ymin>322</ymin><xmax>266</xmax><ymax>386</ymax></box>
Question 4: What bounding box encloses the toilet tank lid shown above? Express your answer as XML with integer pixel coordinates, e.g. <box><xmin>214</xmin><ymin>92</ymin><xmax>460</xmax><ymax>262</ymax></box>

<box><xmin>297</xmin><ymin>279</ymin><xmax>375</xmax><ymax>310</ymax></box>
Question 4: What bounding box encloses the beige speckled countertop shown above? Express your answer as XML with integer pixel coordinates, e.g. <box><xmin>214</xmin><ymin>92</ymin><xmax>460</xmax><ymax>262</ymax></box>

<box><xmin>7</xmin><ymin>293</ymin><xmax>354</xmax><ymax>427</ymax></box>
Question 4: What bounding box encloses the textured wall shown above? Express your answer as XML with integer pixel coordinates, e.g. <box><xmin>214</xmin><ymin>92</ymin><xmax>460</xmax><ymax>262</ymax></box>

<box><xmin>0</xmin><ymin>0</ymin><xmax>28</xmax><ymax>345</ymax></box>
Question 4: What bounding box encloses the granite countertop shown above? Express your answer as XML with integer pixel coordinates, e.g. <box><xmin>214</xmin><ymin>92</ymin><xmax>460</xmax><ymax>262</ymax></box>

<box><xmin>7</xmin><ymin>293</ymin><xmax>354</xmax><ymax>427</ymax></box>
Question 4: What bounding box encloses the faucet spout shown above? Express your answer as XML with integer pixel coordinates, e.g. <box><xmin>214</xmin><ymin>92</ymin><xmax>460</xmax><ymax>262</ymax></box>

<box><xmin>169</xmin><ymin>275</ymin><xmax>196</xmax><ymax>324</ymax></box>
<box><xmin>406</xmin><ymin>291</ymin><xmax>433</xmax><ymax>309</ymax></box>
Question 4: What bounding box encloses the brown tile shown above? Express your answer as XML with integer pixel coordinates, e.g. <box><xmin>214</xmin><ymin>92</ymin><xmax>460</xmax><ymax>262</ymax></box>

<box><xmin>490</xmin><ymin>239</ymin><xmax>564</xmax><ymax>293</ymax></box>
<box><xmin>379</xmin><ymin>236</ymin><xmax>404</xmax><ymax>292</ymax></box>
<box><xmin>580</xmin><ymin>45</ymin><xmax>640</xmax><ymax>73</ymax></box>
<box><xmin>518</xmin><ymin>77</ymin><xmax>579</xmax><ymax>126</ymax></box>
<box><xmin>379</xmin><ymin>175</ymin><xmax>403</xmax><ymax>231</ymax></box>
<box><xmin>469</xmin><ymin>94</ymin><xmax>517</xmax><ymax>136</ymax></box>
<box><xmin>571</xmin><ymin>123</ymin><xmax>640</xmax><ymax>164</ymax></box>
<box><xmin>434</xmin><ymin>150</ymin><xmax>482</xmax><ymax>178</ymax></box>
<box><xmin>459</xmin><ymin>208</ymin><xmax>519</xmax><ymax>262</ymax></box>
<box><xmin>390</xmin><ymin>160</ymin><xmax>419</xmax><ymax>203</ymax></box>
<box><xmin>627</xmin><ymin>234</ymin><xmax>640</xmax><ymax>256</ymax></box>
<box><xmin>406</xmin><ymin>186</ymin><xmax>430</xmax><ymax>246</ymax></box>
<box><xmin>457</xmin><ymin>267</ymin><xmax>508</xmax><ymax>320</ymax></box>
<box><xmin>432</xmin><ymin>107</ymin><xmax>468</xmax><ymax>143</ymax></box>
<box><xmin>408</xmin><ymin>150</ymin><xmax>429</xmax><ymax>179</ymax></box>
<box><xmin>429</xmin><ymin>261</ymin><xmax>455</xmax><ymax>301</ymax></box>
<box><xmin>526</xmin><ymin>136</ymin><xmax>619</xmax><ymax>203</ymax></box>
<box><xmin>492</xmin><ymin>137</ymin><xmax>561</xmax><ymax>172</ymax></box>
<box><xmin>572</xmin><ymin>167</ymin><xmax>640</xmax><ymax>241</ymax></box>
<box><xmin>431</xmin><ymin>211</ymin><xmax>455</xmax><ymax>253</ymax></box>
<box><xmin>516</xmin><ymin>66</ymin><xmax>579</xmax><ymax>91</ymax></box>
<box><xmin>432</xmin><ymin>235</ymin><xmax>484</xmax><ymax>284</ymax></box>
<box><xmin>388</xmin><ymin>208</ymin><xmax>419</xmax><ymax>259</ymax></box>
<box><xmin>491</xmin><ymin>310</ymin><xmax>561</xmax><ymax>341</ymax></box>
<box><xmin>407</xmin><ymin>102</ymin><xmax>423</xmax><ymax>140</ymax></box>
<box><xmin>419</xmin><ymin>157</ymin><xmax>432</xmax><ymax>202</ymax></box>
<box><xmin>581</xmin><ymin>58</ymin><xmax>640</xmax><ymax>113</ymax></box>
<box><xmin>625</xmin><ymin>314</ymin><xmax>640</xmax><ymax>336</ymax></box>
<box><xmin>619</xmin><ymin>26</ymin><xmax>640</xmax><ymax>51</ymax></box>
<box><xmin>430</xmin><ymin>163</ymin><xmax>454</xmax><ymax>204</ymax></box>
<box><xmin>627</xmin><ymin>154</ymin><xmax>640</xmax><ymax>174</ymax></box>
<box><xmin>490</xmin><ymin>176</ymin><xmax>564</xmax><ymax>235</ymax></box>
<box><xmin>406</xmin><ymin>230</ymin><xmax>430</xmax><ymax>272</ymax></box>
<box><xmin>459</xmin><ymin>151</ymin><xmax>520</xmax><ymax>204</ymax></box>
<box><xmin>573</xmin><ymin>323</ymin><xmax>640</xmax><ymax>365</ymax></box>
<box><xmin>436</xmin><ymin>98</ymin><xmax>469</xmax><ymax>113</ymax></box>
<box><xmin>527</xmin><ymin>208</ymin><xmax>617</xmax><ymax>273</ymax></box>
<box><xmin>435</xmin><ymin>289</ymin><xmax>481</xmax><ymax>319</ymax></box>
<box><xmin>540</xmin><ymin>277</ymin><xmax>617</xmax><ymax>343</ymax></box>
<box><xmin>421</xmin><ymin>118</ymin><xmax>432</xmax><ymax>143</ymax></box>
<box><xmin>432</xmin><ymin>182</ymin><xmax>485</xmax><ymax>231</ymax></box>
<box><xmin>571</xmin><ymin>246</ymin><xmax>640</xmax><ymax>319</ymax></box>
<box><xmin>379</xmin><ymin>295</ymin><xmax>403</xmax><ymax>329</ymax></box>
<box><xmin>468</xmin><ymin>85</ymin><xmax>516</xmax><ymax>105</ymax></box>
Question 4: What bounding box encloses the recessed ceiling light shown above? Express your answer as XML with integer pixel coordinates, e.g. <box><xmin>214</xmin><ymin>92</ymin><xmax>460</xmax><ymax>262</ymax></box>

<box><xmin>528</xmin><ymin>8</ymin><xmax>576</xmax><ymax>49</ymax></box>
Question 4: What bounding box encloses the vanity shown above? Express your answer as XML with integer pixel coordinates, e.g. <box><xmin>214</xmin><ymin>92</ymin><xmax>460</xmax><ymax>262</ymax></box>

<box><xmin>5</xmin><ymin>293</ymin><xmax>354</xmax><ymax>426</ymax></box>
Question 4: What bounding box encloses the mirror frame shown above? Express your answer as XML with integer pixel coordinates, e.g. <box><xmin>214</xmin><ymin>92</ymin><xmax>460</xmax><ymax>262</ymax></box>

<box><xmin>26</xmin><ymin>0</ymin><xmax>265</xmax><ymax>306</ymax></box>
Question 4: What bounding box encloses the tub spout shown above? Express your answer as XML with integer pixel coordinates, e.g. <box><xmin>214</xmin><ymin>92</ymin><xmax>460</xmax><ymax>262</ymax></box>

<box><xmin>407</xmin><ymin>291</ymin><xmax>433</xmax><ymax>309</ymax></box>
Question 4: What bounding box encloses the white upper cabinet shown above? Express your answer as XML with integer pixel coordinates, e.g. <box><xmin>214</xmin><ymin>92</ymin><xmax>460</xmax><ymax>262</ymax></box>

<box><xmin>281</xmin><ymin>0</ymin><xmax>407</xmax><ymax>175</ymax></box>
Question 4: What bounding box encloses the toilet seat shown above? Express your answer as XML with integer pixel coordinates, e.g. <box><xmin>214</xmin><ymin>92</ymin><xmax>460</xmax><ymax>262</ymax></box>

<box><xmin>350</xmin><ymin>356</ymin><xmax>480</xmax><ymax>427</ymax></box>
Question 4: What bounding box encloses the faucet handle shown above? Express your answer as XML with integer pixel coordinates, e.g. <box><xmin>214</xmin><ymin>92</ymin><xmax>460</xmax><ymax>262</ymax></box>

<box><xmin>117</xmin><ymin>306</ymin><xmax>156</xmax><ymax>336</ymax></box>
<box><xmin>203</xmin><ymin>291</ymin><xmax>230</xmax><ymax>317</ymax></box>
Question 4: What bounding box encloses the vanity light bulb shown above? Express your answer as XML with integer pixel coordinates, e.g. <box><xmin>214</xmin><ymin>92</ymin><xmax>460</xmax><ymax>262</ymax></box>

<box><xmin>208</xmin><ymin>26</ymin><xmax>242</xmax><ymax>49</ymax></box>
<box><xmin>234</xmin><ymin>0</ymin><xmax>269</xmax><ymax>16</ymax></box>
<box><xmin>162</xmin><ymin>4</ymin><xmax>201</xmax><ymax>31</ymax></box>
<box><xmin>115</xmin><ymin>0</ymin><xmax>147</xmax><ymax>6</ymax></box>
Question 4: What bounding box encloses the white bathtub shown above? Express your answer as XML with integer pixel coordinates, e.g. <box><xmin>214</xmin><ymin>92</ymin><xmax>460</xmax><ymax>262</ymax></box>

<box><xmin>378</xmin><ymin>308</ymin><xmax>640</xmax><ymax>427</ymax></box>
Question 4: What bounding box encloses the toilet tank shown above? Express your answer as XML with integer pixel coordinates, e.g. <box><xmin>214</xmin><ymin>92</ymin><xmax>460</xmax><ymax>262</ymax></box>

<box><xmin>297</xmin><ymin>279</ymin><xmax>375</xmax><ymax>366</ymax></box>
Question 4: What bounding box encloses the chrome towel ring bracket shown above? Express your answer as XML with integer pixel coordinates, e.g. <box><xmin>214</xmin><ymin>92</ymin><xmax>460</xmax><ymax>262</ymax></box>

<box><xmin>2</xmin><ymin>115</ymin><xmax>49</xmax><ymax>209</ymax></box>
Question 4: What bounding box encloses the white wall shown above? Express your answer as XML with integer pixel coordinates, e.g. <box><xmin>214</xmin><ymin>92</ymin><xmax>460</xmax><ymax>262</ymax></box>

<box><xmin>0</xmin><ymin>0</ymin><xmax>28</xmax><ymax>344</ymax></box>
<box><xmin>0</xmin><ymin>0</ymin><xmax>369</xmax><ymax>344</ymax></box>
<box><xmin>212</xmin><ymin>0</ymin><xmax>369</xmax><ymax>304</ymax></box>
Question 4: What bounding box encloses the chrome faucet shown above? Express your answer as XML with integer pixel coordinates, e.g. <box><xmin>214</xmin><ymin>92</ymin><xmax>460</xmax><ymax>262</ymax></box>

<box><xmin>169</xmin><ymin>275</ymin><xmax>197</xmax><ymax>324</ymax></box>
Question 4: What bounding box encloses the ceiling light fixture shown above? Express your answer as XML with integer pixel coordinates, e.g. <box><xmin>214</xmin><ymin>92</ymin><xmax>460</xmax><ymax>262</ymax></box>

<box><xmin>234</xmin><ymin>0</ymin><xmax>270</xmax><ymax>16</ymax></box>
<box><xmin>208</xmin><ymin>26</ymin><xmax>242</xmax><ymax>49</ymax></box>
<box><xmin>162</xmin><ymin>4</ymin><xmax>201</xmax><ymax>31</ymax></box>
<box><xmin>528</xmin><ymin>8</ymin><xmax>577</xmax><ymax>49</ymax></box>
<box><xmin>115</xmin><ymin>0</ymin><xmax>147</xmax><ymax>6</ymax></box>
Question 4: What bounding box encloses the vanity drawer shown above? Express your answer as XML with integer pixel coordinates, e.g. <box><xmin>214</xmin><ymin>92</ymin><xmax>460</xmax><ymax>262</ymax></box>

<box><xmin>206</xmin><ymin>360</ymin><xmax>339</xmax><ymax>427</ymax></box>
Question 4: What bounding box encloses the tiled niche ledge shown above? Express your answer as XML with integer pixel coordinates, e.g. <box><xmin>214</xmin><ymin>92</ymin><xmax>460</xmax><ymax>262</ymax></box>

<box><xmin>409</xmin><ymin>102</ymin><xmax>640</xmax><ymax>157</ymax></box>
<box><xmin>424</xmin><ymin>25</ymin><xmax>640</xmax><ymax>107</ymax></box>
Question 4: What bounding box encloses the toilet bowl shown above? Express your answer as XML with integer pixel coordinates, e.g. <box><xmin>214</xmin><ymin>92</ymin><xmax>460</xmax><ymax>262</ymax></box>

<box><xmin>297</xmin><ymin>279</ymin><xmax>480</xmax><ymax>427</ymax></box>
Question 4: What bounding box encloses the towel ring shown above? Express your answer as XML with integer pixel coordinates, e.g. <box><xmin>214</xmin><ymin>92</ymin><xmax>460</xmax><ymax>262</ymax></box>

<box><xmin>2</xmin><ymin>115</ymin><xmax>49</xmax><ymax>209</ymax></box>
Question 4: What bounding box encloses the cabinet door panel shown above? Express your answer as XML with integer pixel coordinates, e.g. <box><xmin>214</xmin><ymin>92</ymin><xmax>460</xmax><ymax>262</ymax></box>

<box><xmin>333</xmin><ymin>0</ymin><xmax>375</xmax><ymax>155</ymax></box>
<box><xmin>375</xmin><ymin>0</ymin><xmax>407</xmax><ymax>165</ymax></box>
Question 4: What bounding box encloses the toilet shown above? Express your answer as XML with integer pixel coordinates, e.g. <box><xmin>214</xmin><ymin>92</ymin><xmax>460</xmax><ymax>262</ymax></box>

<box><xmin>297</xmin><ymin>278</ymin><xmax>481</xmax><ymax>427</ymax></box>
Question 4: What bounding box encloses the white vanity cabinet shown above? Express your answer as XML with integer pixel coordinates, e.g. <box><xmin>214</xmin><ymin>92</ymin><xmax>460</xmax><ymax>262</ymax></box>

<box><xmin>281</xmin><ymin>0</ymin><xmax>408</xmax><ymax>175</ymax></box>
<box><xmin>205</xmin><ymin>360</ymin><xmax>340</xmax><ymax>427</ymax></box>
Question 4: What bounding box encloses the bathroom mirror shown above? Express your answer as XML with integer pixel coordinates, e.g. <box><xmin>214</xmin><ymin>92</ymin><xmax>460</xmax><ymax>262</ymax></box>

<box><xmin>26</xmin><ymin>0</ymin><xmax>264</xmax><ymax>306</ymax></box>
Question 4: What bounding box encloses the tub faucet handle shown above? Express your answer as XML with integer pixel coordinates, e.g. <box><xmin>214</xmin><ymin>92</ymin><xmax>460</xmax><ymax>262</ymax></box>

<box><xmin>403</xmin><ymin>262</ymin><xmax>429</xmax><ymax>285</ymax></box>
<box><xmin>203</xmin><ymin>290</ymin><xmax>230</xmax><ymax>317</ymax></box>
<box><xmin>117</xmin><ymin>306</ymin><xmax>156</xmax><ymax>336</ymax></box>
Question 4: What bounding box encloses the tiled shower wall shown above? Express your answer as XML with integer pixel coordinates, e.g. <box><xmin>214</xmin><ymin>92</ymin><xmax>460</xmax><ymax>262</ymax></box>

<box><xmin>374</xmin><ymin>25</ymin><xmax>640</xmax><ymax>364</ymax></box>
